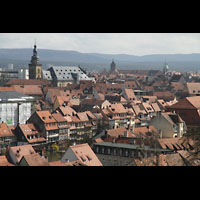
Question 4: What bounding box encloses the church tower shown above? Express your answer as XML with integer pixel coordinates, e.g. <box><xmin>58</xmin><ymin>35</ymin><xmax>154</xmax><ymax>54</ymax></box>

<box><xmin>163</xmin><ymin>61</ymin><xmax>169</xmax><ymax>74</ymax></box>
<box><xmin>110</xmin><ymin>59</ymin><xmax>116</xmax><ymax>72</ymax></box>
<box><xmin>29</xmin><ymin>43</ymin><xmax>42</xmax><ymax>79</ymax></box>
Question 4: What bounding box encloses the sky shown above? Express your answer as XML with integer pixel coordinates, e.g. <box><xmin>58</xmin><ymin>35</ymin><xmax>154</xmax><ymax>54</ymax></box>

<box><xmin>0</xmin><ymin>33</ymin><xmax>200</xmax><ymax>56</ymax></box>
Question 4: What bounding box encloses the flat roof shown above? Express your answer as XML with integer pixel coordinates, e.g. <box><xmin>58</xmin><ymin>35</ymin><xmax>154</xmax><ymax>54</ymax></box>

<box><xmin>0</xmin><ymin>91</ymin><xmax>34</xmax><ymax>102</ymax></box>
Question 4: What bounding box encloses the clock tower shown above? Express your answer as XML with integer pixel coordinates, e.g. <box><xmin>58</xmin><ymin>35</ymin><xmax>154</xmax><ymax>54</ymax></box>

<box><xmin>29</xmin><ymin>43</ymin><xmax>42</xmax><ymax>79</ymax></box>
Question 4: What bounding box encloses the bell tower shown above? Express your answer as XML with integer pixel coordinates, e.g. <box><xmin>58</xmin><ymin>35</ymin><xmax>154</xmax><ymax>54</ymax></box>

<box><xmin>110</xmin><ymin>59</ymin><xmax>116</xmax><ymax>72</ymax></box>
<box><xmin>29</xmin><ymin>42</ymin><xmax>42</xmax><ymax>79</ymax></box>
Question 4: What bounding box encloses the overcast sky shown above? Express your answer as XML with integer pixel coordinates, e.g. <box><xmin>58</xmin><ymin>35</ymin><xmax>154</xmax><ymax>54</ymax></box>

<box><xmin>0</xmin><ymin>33</ymin><xmax>200</xmax><ymax>56</ymax></box>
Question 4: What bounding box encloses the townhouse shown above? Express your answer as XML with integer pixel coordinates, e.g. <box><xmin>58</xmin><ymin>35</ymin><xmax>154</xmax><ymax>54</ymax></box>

<box><xmin>101</xmin><ymin>103</ymin><xmax>135</xmax><ymax>130</ymax></box>
<box><xmin>27</xmin><ymin>110</ymin><xmax>69</xmax><ymax>143</ymax></box>
<box><xmin>166</xmin><ymin>96</ymin><xmax>200</xmax><ymax>128</ymax></box>
<box><xmin>6</xmin><ymin>144</ymin><xmax>49</xmax><ymax>166</ymax></box>
<box><xmin>0</xmin><ymin>122</ymin><xmax>16</xmax><ymax>149</ymax></box>
<box><xmin>121</xmin><ymin>88</ymin><xmax>137</xmax><ymax>103</ymax></box>
<box><xmin>15</xmin><ymin>123</ymin><xmax>46</xmax><ymax>146</ymax></box>
<box><xmin>55</xmin><ymin>105</ymin><xmax>98</xmax><ymax>141</ymax></box>
<box><xmin>149</xmin><ymin>112</ymin><xmax>187</xmax><ymax>138</ymax></box>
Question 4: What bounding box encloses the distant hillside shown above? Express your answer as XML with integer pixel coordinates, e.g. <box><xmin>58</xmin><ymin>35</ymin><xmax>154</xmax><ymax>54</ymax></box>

<box><xmin>0</xmin><ymin>48</ymin><xmax>200</xmax><ymax>72</ymax></box>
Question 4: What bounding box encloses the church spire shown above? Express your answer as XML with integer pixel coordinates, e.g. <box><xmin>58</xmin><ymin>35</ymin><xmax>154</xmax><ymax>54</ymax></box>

<box><xmin>33</xmin><ymin>40</ymin><xmax>37</xmax><ymax>57</ymax></box>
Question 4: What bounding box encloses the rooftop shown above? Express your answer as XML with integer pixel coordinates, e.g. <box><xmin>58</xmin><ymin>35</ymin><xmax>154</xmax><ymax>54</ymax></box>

<box><xmin>62</xmin><ymin>143</ymin><xmax>103</xmax><ymax>166</ymax></box>
<box><xmin>49</xmin><ymin>66</ymin><xmax>92</xmax><ymax>81</ymax></box>
<box><xmin>0</xmin><ymin>91</ymin><xmax>34</xmax><ymax>102</ymax></box>
<box><xmin>94</xmin><ymin>141</ymin><xmax>171</xmax><ymax>153</ymax></box>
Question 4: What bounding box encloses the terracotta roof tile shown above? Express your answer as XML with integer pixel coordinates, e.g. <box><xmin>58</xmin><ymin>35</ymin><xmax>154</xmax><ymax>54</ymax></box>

<box><xmin>9</xmin><ymin>144</ymin><xmax>36</xmax><ymax>163</ymax></box>
<box><xmin>0</xmin><ymin>155</ymin><xmax>14</xmax><ymax>166</ymax></box>
<box><xmin>107</xmin><ymin>127</ymin><xmax>136</xmax><ymax>138</ymax></box>
<box><xmin>21</xmin><ymin>153</ymin><xmax>49</xmax><ymax>166</ymax></box>
<box><xmin>77</xmin><ymin>112</ymin><xmax>89</xmax><ymax>122</ymax></box>
<box><xmin>13</xmin><ymin>85</ymin><xmax>43</xmax><ymax>96</ymax></box>
<box><xmin>0</xmin><ymin>86</ymin><xmax>15</xmax><ymax>91</ymax></box>
<box><xmin>124</xmin><ymin>88</ymin><xmax>137</xmax><ymax>101</ymax></box>
<box><xmin>69</xmin><ymin>143</ymin><xmax>102</xmax><ymax>166</ymax></box>
<box><xmin>134</xmin><ymin>126</ymin><xmax>158</xmax><ymax>137</ymax></box>
<box><xmin>57</xmin><ymin>105</ymin><xmax>77</xmax><ymax>116</ymax></box>
<box><xmin>5</xmin><ymin>79</ymin><xmax>50</xmax><ymax>86</ymax></box>
<box><xmin>52</xmin><ymin>113</ymin><xmax>68</xmax><ymax>123</ymax></box>
<box><xmin>0</xmin><ymin>122</ymin><xmax>14</xmax><ymax>137</ymax></box>
<box><xmin>151</xmin><ymin>103</ymin><xmax>161</xmax><ymax>112</ymax></box>
<box><xmin>107</xmin><ymin>103</ymin><xmax>127</xmax><ymax>114</ymax></box>
<box><xmin>36</xmin><ymin>110</ymin><xmax>56</xmax><ymax>123</ymax></box>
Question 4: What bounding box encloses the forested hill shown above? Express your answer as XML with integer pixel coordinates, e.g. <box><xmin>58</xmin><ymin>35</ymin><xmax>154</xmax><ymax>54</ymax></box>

<box><xmin>0</xmin><ymin>48</ymin><xmax>200</xmax><ymax>72</ymax></box>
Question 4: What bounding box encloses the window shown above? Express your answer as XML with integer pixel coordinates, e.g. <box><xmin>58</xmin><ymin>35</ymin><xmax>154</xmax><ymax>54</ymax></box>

<box><xmin>96</xmin><ymin>146</ymin><xmax>99</xmax><ymax>153</ymax></box>
<box><xmin>107</xmin><ymin>148</ymin><xmax>111</xmax><ymax>154</ymax></box>
<box><xmin>80</xmin><ymin>156</ymin><xmax>86</xmax><ymax>162</ymax></box>
<box><xmin>119</xmin><ymin>149</ymin><xmax>122</xmax><ymax>156</ymax></box>
<box><xmin>86</xmin><ymin>155</ymin><xmax>92</xmax><ymax>161</ymax></box>
<box><xmin>125</xmin><ymin>150</ymin><xmax>129</xmax><ymax>157</ymax></box>
<box><xmin>102</xmin><ymin>147</ymin><xmax>105</xmax><ymax>154</ymax></box>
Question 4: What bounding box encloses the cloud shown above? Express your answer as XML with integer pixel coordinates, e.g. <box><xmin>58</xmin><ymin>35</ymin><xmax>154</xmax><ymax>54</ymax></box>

<box><xmin>0</xmin><ymin>33</ymin><xmax>200</xmax><ymax>55</ymax></box>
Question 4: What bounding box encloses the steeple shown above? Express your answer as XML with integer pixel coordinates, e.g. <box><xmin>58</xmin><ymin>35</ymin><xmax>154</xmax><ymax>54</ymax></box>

<box><xmin>109</xmin><ymin>59</ymin><xmax>118</xmax><ymax>75</ymax></box>
<box><xmin>110</xmin><ymin>59</ymin><xmax>116</xmax><ymax>71</ymax></box>
<box><xmin>29</xmin><ymin>42</ymin><xmax>42</xmax><ymax>79</ymax></box>
<box><xmin>163</xmin><ymin>61</ymin><xmax>169</xmax><ymax>74</ymax></box>
<box><xmin>33</xmin><ymin>43</ymin><xmax>37</xmax><ymax>57</ymax></box>
<box><xmin>31</xmin><ymin>42</ymin><xmax>39</xmax><ymax>65</ymax></box>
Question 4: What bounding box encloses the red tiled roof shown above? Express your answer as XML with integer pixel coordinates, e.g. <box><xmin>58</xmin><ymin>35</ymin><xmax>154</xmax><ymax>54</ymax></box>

<box><xmin>123</xmin><ymin>88</ymin><xmax>137</xmax><ymax>101</ymax></box>
<box><xmin>49</xmin><ymin>160</ymin><xmax>86</xmax><ymax>166</ymax></box>
<box><xmin>151</xmin><ymin>103</ymin><xmax>161</xmax><ymax>112</ymax></box>
<box><xmin>0</xmin><ymin>122</ymin><xmax>14</xmax><ymax>137</ymax></box>
<box><xmin>77</xmin><ymin>112</ymin><xmax>89</xmax><ymax>122</ymax></box>
<box><xmin>0</xmin><ymin>155</ymin><xmax>14</xmax><ymax>166</ymax></box>
<box><xmin>17</xmin><ymin>123</ymin><xmax>46</xmax><ymax>144</ymax></box>
<box><xmin>107</xmin><ymin>103</ymin><xmax>127</xmax><ymax>114</ymax></box>
<box><xmin>168</xmin><ymin>96</ymin><xmax>200</xmax><ymax>110</ymax></box>
<box><xmin>52</xmin><ymin>113</ymin><xmax>68</xmax><ymax>123</ymax></box>
<box><xmin>0</xmin><ymin>86</ymin><xmax>15</xmax><ymax>91</ymax></box>
<box><xmin>13</xmin><ymin>85</ymin><xmax>43</xmax><ymax>96</ymax></box>
<box><xmin>57</xmin><ymin>105</ymin><xmax>77</xmax><ymax>116</ymax></box>
<box><xmin>69</xmin><ymin>143</ymin><xmax>102</xmax><ymax>166</ymax></box>
<box><xmin>9</xmin><ymin>144</ymin><xmax>36</xmax><ymax>163</ymax></box>
<box><xmin>107</xmin><ymin>127</ymin><xmax>136</xmax><ymax>138</ymax></box>
<box><xmin>134</xmin><ymin>126</ymin><xmax>158</xmax><ymax>137</ymax></box>
<box><xmin>21</xmin><ymin>153</ymin><xmax>49</xmax><ymax>166</ymax></box>
<box><xmin>36</xmin><ymin>110</ymin><xmax>56</xmax><ymax>123</ymax></box>
<box><xmin>5</xmin><ymin>79</ymin><xmax>50</xmax><ymax>86</ymax></box>
<box><xmin>153</xmin><ymin>91</ymin><xmax>175</xmax><ymax>101</ymax></box>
